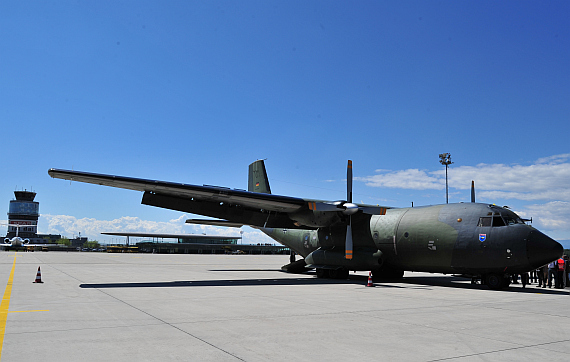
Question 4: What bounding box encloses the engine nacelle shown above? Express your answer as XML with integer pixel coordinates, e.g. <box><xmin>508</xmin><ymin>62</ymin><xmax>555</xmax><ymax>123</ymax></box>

<box><xmin>305</xmin><ymin>249</ymin><xmax>383</xmax><ymax>271</ymax></box>
<box><xmin>4</xmin><ymin>238</ymin><xmax>10</xmax><ymax>244</ymax></box>
<box><xmin>23</xmin><ymin>239</ymin><xmax>30</xmax><ymax>244</ymax></box>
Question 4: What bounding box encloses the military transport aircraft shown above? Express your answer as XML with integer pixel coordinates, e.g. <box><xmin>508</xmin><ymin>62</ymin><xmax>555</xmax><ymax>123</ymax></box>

<box><xmin>48</xmin><ymin>160</ymin><xmax>563</xmax><ymax>289</ymax></box>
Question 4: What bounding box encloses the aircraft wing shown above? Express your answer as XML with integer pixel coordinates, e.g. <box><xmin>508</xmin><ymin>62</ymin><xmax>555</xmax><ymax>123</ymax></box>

<box><xmin>48</xmin><ymin>168</ymin><xmax>389</xmax><ymax>229</ymax></box>
<box><xmin>48</xmin><ymin>169</ymin><xmax>305</xmax><ymax>213</ymax></box>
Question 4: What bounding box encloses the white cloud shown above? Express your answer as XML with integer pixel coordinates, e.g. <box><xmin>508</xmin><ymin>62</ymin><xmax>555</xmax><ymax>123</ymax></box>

<box><xmin>357</xmin><ymin>169</ymin><xmax>445</xmax><ymax>190</ymax></box>
<box><xmin>358</xmin><ymin>154</ymin><xmax>570</xmax><ymax>202</ymax></box>
<box><xmin>536</xmin><ymin>154</ymin><xmax>570</xmax><ymax>165</ymax></box>
<box><xmin>39</xmin><ymin>214</ymin><xmax>273</xmax><ymax>245</ymax></box>
<box><xmin>517</xmin><ymin>201</ymin><xmax>570</xmax><ymax>240</ymax></box>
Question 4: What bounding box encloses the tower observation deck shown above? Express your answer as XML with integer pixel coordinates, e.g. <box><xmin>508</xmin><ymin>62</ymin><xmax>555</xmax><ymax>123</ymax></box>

<box><xmin>7</xmin><ymin>191</ymin><xmax>39</xmax><ymax>239</ymax></box>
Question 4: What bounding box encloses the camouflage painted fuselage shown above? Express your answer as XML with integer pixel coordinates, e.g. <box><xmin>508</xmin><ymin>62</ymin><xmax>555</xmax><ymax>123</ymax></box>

<box><xmin>261</xmin><ymin>203</ymin><xmax>560</xmax><ymax>276</ymax></box>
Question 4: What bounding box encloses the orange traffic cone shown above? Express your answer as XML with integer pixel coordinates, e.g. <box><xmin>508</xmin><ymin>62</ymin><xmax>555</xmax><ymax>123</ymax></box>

<box><xmin>33</xmin><ymin>266</ymin><xmax>43</xmax><ymax>283</ymax></box>
<box><xmin>366</xmin><ymin>271</ymin><xmax>374</xmax><ymax>287</ymax></box>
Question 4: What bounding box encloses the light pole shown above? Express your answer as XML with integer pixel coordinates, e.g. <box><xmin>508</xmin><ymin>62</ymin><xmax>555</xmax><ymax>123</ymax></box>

<box><xmin>439</xmin><ymin>153</ymin><xmax>453</xmax><ymax>204</ymax></box>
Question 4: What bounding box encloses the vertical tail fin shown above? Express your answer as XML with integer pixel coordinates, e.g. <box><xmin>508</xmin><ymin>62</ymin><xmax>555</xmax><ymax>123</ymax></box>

<box><xmin>248</xmin><ymin>160</ymin><xmax>271</xmax><ymax>194</ymax></box>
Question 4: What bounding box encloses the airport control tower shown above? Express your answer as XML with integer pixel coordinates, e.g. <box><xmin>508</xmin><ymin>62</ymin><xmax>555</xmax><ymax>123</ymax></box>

<box><xmin>6</xmin><ymin>191</ymin><xmax>39</xmax><ymax>239</ymax></box>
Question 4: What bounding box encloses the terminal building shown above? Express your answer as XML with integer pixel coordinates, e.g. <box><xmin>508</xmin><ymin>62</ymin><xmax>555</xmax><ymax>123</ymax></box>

<box><xmin>102</xmin><ymin>232</ymin><xmax>290</xmax><ymax>254</ymax></box>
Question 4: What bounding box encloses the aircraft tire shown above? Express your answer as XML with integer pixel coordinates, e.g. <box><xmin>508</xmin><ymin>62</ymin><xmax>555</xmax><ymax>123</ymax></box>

<box><xmin>485</xmin><ymin>273</ymin><xmax>508</xmax><ymax>290</ymax></box>
<box><xmin>328</xmin><ymin>268</ymin><xmax>339</xmax><ymax>279</ymax></box>
<box><xmin>328</xmin><ymin>268</ymin><xmax>349</xmax><ymax>279</ymax></box>
<box><xmin>316</xmin><ymin>268</ymin><xmax>329</xmax><ymax>279</ymax></box>
<box><xmin>339</xmin><ymin>268</ymin><xmax>350</xmax><ymax>279</ymax></box>
<box><xmin>390</xmin><ymin>269</ymin><xmax>405</xmax><ymax>280</ymax></box>
<box><xmin>372</xmin><ymin>267</ymin><xmax>404</xmax><ymax>281</ymax></box>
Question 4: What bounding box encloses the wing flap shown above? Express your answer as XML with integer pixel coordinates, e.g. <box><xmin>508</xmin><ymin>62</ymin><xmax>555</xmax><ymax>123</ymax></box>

<box><xmin>185</xmin><ymin>219</ymin><xmax>244</xmax><ymax>228</ymax></box>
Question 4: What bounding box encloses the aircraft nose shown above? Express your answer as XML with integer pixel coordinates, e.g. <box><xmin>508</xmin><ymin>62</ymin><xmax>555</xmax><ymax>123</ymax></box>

<box><xmin>527</xmin><ymin>230</ymin><xmax>563</xmax><ymax>267</ymax></box>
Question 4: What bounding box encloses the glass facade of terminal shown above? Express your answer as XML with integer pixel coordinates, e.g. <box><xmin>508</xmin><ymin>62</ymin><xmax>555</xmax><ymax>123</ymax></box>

<box><xmin>178</xmin><ymin>237</ymin><xmax>238</xmax><ymax>244</ymax></box>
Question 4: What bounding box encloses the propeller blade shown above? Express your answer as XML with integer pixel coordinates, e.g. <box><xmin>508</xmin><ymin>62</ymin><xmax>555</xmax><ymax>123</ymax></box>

<box><xmin>345</xmin><ymin>222</ymin><xmax>353</xmax><ymax>260</ymax></box>
<box><xmin>346</xmin><ymin>160</ymin><xmax>353</xmax><ymax>260</ymax></box>
<box><xmin>471</xmin><ymin>180</ymin><xmax>475</xmax><ymax>203</ymax></box>
<box><xmin>347</xmin><ymin>160</ymin><xmax>353</xmax><ymax>203</ymax></box>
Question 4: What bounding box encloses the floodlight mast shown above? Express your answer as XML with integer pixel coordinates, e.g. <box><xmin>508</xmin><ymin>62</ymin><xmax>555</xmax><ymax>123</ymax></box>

<box><xmin>439</xmin><ymin>153</ymin><xmax>453</xmax><ymax>204</ymax></box>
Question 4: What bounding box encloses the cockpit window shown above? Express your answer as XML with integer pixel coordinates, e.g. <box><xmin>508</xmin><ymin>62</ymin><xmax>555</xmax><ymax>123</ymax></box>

<box><xmin>478</xmin><ymin>213</ymin><xmax>523</xmax><ymax>227</ymax></box>
<box><xmin>478</xmin><ymin>216</ymin><xmax>506</xmax><ymax>227</ymax></box>
<box><xmin>492</xmin><ymin>216</ymin><xmax>506</xmax><ymax>227</ymax></box>
<box><xmin>503</xmin><ymin>214</ymin><xmax>524</xmax><ymax>225</ymax></box>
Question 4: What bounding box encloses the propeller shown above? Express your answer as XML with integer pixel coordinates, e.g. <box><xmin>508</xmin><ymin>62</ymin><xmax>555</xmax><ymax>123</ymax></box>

<box><xmin>471</xmin><ymin>180</ymin><xmax>475</xmax><ymax>203</ymax></box>
<box><xmin>305</xmin><ymin>160</ymin><xmax>360</xmax><ymax>260</ymax></box>
<box><xmin>345</xmin><ymin>160</ymin><xmax>353</xmax><ymax>260</ymax></box>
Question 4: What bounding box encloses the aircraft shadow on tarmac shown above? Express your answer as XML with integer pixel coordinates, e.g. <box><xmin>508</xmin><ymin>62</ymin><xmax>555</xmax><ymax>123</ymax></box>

<box><xmin>399</xmin><ymin>275</ymin><xmax>569</xmax><ymax>295</ymax></box>
<box><xmin>79</xmin><ymin>272</ymin><xmax>569</xmax><ymax>295</ymax></box>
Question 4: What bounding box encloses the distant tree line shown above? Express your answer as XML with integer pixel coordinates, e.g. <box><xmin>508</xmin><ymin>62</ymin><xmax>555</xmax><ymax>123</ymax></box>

<box><xmin>55</xmin><ymin>238</ymin><xmax>100</xmax><ymax>249</ymax></box>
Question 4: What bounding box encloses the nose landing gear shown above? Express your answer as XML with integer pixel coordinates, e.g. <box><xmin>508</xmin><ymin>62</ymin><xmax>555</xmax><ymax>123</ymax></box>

<box><xmin>484</xmin><ymin>273</ymin><xmax>510</xmax><ymax>290</ymax></box>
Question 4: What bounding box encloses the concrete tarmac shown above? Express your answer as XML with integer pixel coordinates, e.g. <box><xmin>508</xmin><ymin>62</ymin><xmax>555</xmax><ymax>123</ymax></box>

<box><xmin>1</xmin><ymin>252</ymin><xmax>569</xmax><ymax>361</ymax></box>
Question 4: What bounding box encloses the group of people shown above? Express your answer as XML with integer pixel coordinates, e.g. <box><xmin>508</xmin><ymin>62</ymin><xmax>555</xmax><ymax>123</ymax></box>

<box><xmin>513</xmin><ymin>255</ymin><xmax>569</xmax><ymax>288</ymax></box>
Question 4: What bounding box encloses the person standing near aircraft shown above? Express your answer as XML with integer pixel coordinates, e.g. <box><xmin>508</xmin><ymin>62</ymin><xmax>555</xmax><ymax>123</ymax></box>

<box><xmin>566</xmin><ymin>256</ymin><xmax>570</xmax><ymax>287</ymax></box>
<box><xmin>556</xmin><ymin>257</ymin><xmax>566</xmax><ymax>288</ymax></box>
<box><xmin>521</xmin><ymin>272</ymin><xmax>529</xmax><ymax>288</ymax></box>
<box><xmin>530</xmin><ymin>269</ymin><xmax>537</xmax><ymax>284</ymax></box>
<box><xmin>537</xmin><ymin>265</ymin><xmax>548</xmax><ymax>288</ymax></box>
<box><xmin>548</xmin><ymin>261</ymin><xmax>557</xmax><ymax>288</ymax></box>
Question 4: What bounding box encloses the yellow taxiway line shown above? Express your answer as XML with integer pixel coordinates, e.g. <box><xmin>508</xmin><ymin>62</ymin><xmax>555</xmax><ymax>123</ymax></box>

<box><xmin>0</xmin><ymin>254</ymin><xmax>17</xmax><ymax>359</ymax></box>
<box><xmin>0</xmin><ymin>254</ymin><xmax>49</xmax><ymax>360</ymax></box>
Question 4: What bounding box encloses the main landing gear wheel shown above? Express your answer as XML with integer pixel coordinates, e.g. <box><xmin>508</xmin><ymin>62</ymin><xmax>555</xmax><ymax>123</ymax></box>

<box><xmin>316</xmin><ymin>268</ymin><xmax>329</xmax><ymax>278</ymax></box>
<box><xmin>372</xmin><ymin>268</ymin><xmax>404</xmax><ymax>281</ymax></box>
<box><xmin>328</xmin><ymin>268</ymin><xmax>349</xmax><ymax>279</ymax></box>
<box><xmin>316</xmin><ymin>268</ymin><xmax>349</xmax><ymax>279</ymax></box>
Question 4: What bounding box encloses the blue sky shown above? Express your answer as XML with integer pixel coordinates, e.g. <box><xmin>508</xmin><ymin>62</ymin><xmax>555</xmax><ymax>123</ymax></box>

<box><xmin>1</xmin><ymin>1</ymin><xmax>569</xmax><ymax>245</ymax></box>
